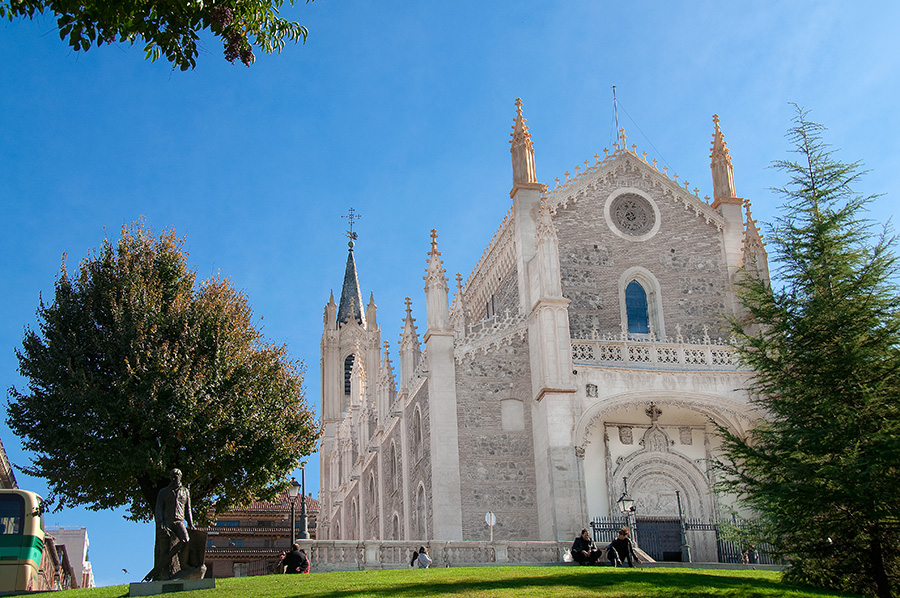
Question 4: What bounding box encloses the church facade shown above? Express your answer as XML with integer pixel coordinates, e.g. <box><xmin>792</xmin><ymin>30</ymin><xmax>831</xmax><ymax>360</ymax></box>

<box><xmin>317</xmin><ymin>101</ymin><xmax>769</xmax><ymax>556</ymax></box>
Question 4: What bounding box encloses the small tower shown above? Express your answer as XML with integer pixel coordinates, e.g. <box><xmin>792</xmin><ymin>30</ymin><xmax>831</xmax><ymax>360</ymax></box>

<box><xmin>509</xmin><ymin>99</ymin><xmax>582</xmax><ymax>541</ymax></box>
<box><xmin>709</xmin><ymin>115</ymin><xmax>747</xmax><ymax>315</ymax></box>
<box><xmin>422</xmin><ymin>230</ymin><xmax>464</xmax><ymax>541</ymax></box>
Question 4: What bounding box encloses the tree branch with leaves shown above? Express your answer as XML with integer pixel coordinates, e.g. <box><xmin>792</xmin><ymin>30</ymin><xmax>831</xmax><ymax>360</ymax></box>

<box><xmin>0</xmin><ymin>0</ymin><xmax>313</xmax><ymax>69</ymax></box>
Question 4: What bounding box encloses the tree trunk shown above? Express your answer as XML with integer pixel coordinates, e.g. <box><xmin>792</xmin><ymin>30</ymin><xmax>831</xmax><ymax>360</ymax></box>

<box><xmin>870</xmin><ymin>524</ymin><xmax>892</xmax><ymax>598</ymax></box>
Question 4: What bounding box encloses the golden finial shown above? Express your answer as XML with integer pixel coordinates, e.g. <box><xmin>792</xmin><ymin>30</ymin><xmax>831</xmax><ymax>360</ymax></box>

<box><xmin>429</xmin><ymin>229</ymin><xmax>439</xmax><ymax>253</ymax></box>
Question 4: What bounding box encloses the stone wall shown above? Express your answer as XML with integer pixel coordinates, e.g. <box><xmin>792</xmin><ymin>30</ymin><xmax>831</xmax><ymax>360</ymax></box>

<box><xmin>380</xmin><ymin>415</ymin><xmax>404</xmax><ymax>540</ymax></box>
<box><xmin>455</xmin><ymin>335</ymin><xmax>538</xmax><ymax>540</ymax></box>
<box><xmin>406</xmin><ymin>383</ymin><xmax>431</xmax><ymax>539</ymax></box>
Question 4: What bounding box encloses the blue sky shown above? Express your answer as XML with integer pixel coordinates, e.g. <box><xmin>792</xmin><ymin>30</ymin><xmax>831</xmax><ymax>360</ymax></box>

<box><xmin>2</xmin><ymin>0</ymin><xmax>899</xmax><ymax>587</ymax></box>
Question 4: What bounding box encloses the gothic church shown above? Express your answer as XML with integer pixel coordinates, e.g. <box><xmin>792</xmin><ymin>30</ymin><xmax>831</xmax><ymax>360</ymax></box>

<box><xmin>318</xmin><ymin>100</ymin><xmax>769</xmax><ymax>559</ymax></box>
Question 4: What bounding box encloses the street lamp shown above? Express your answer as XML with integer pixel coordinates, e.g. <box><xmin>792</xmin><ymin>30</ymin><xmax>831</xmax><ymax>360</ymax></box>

<box><xmin>675</xmin><ymin>490</ymin><xmax>691</xmax><ymax>563</ymax></box>
<box><xmin>298</xmin><ymin>464</ymin><xmax>310</xmax><ymax>540</ymax></box>
<box><xmin>616</xmin><ymin>477</ymin><xmax>637</xmax><ymax>544</ymax></box>
<box><xmin>287</xmin><ymin>477</ymin><xmax>301</xmax><ymax>548</ymax></box>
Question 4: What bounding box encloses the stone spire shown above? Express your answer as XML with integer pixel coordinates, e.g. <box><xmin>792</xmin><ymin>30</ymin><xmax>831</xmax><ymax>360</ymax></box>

<box><xmin>324</xmin><ymin>290</ymin><xmax>337</xmax><ymax>325</ymax></box>
<box><xmin>710</xmin><ymin>114</ymin><xmax>738</xmax><ymax>206</ymax></box>
<box><xmin>399</xmin><ymin>297</ymin><xmax>420</xmax><ymax>391</ymax></box>
<box><xmin>379</xmin><ymin>341</ymin><xmax>395</xmax><ymax>387</ymax></box>
<box><xmin>337</xmin><ymin>240</ymin><xmax>367</xmax><ymax>328</ymax></box>
<box><xmin>376</xmin><ymin>341</ymin><xmax>396</xmax><ymax>427</ymax></box>
<box><xmin>366</xmin><ymin>291</ymin><xmax>377</xmax><ymax>329</ymax></box>
<box><xmin>424</xmin><ymin>229</ymin><xmax>450</xmax><ymax>332</ymax></box>
<box><xmin>510</xmin><ymin>98</ymin><xmax>538</xmax><ymax>188</ymax></box>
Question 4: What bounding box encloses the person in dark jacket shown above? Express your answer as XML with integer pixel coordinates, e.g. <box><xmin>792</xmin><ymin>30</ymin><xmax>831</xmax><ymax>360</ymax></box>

<box><xmin>281</xmin><ymin>543</ymin><xmax>310</xmax><ymax>573</ymax></box>
<box><xmin>571</xmin><ymin>528</ymin><xmax>604</xmax><ymax>565</ymax></box>
<box><xmin>606</xmin><ymin>527</ymin><xmax>641</xmax><ymax>567</ymax></box>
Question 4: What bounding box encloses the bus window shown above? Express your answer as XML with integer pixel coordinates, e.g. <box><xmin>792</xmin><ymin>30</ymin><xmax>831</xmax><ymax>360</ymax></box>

<box><xmin>0</xmin><ymin>494</ymin><xmax>24</xmax><ymax>535</ymax></box>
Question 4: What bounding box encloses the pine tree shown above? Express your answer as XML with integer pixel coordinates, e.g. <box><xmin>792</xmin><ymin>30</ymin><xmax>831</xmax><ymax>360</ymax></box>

<box><xmin>717</xmin><ymin>108</ymin><xmax>900</xmax><ymax>598</ymax></box>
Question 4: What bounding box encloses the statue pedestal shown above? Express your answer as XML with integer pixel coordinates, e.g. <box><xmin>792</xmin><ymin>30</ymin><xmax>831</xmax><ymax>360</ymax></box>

<box><xmin>129</xmin><ymin>578</ymin><xmax>215</xmax><ymax>596</ymax></box>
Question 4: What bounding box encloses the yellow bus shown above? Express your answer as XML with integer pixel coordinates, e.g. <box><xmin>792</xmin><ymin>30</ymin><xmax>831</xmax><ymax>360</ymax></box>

<box><xmin>0</xmin><ymin>490</ymin><xmax>44</xmax><ymax>592</ymax></box>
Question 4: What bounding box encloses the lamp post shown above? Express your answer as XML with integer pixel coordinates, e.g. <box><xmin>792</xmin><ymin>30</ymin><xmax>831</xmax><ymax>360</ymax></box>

<box><xmin>675</xmin><ymin>490</ymin><xmax>691</xmax><ymax>563</ymax></box>
<box><xmin>616</xmin><ymin>477</ymin><xmax>637</xmax><ymax>544</ymax></box>
<box><xmin>287</xmin><ymin>477</ymin><xmax>301</xmax><ymax>548</ymax></box>
<box><xmin>299</xmin><ymin>464</ymin><xmax>310</xmax><ymax>540</ymax></box>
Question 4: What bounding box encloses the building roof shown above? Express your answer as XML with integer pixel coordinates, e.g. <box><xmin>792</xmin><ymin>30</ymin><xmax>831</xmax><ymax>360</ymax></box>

<box><xmin>337</xmin><ymin>242</ymin><xmax>366</xmax><ymax>327</ymax></box>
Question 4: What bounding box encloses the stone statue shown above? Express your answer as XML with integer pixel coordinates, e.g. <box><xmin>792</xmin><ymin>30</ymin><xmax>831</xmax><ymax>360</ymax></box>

<box><xmin>149</xmin><ymin>468</ymin><xmax>206</xmax><ymax>581</ymax></box>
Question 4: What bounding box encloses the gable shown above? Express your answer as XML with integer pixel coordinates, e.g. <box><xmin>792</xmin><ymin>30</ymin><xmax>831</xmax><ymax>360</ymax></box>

<box><xmin>549</xmin><ymin>151</ymin><xmax>731</xmax><ymax>342</ymax></box>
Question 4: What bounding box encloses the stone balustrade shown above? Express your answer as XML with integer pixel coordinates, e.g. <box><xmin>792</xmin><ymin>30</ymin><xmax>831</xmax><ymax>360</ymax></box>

<box><xmin>292</xmin><ymin>540</ymin><xmax>569</xmax><ymax>572</ymax></box>
<box><xmin>571</xmin><ymin>338</ymin><xmax>742</xmax><ymax>371</ymax></box>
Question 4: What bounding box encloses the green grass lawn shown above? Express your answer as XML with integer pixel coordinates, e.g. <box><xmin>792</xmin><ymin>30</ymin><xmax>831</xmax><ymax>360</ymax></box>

<box><xmin>59</xmin><ymin>566</ymin><xmax>862</xmax><ymax>598</ymax></box>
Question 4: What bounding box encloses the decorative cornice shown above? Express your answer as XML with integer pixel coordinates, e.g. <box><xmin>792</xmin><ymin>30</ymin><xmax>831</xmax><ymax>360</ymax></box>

<box><xmin>454</xmin><ymin>310</ymin><xmax>527</xmax><ymax>362</ymax></box>
<box><xmin>543</xmin><ymin>152</ymin><xmax>725</xmax><ymax>231</ymax></box>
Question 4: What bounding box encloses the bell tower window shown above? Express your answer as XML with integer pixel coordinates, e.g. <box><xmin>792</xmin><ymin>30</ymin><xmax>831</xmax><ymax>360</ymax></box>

<box><xmin>344</xmin><ymin>354</ymin><xmax>355</xmax><ymax>395</ymax></box>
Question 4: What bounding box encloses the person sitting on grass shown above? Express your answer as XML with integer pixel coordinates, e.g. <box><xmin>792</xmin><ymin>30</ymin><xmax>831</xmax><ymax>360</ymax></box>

<box><xmin>281</xmin><ymin>543</ymin><xmax>310</xmax><ymax>574</ymax></box>
<box><xmin>414</xmin><ymin>546</ymin><xmax>432</xmax><ymax>568</ymax></box>
<box><xmin>571</xmin><ymin>528</ymin><xmax>604</xmax><ymax>565</ymax></box>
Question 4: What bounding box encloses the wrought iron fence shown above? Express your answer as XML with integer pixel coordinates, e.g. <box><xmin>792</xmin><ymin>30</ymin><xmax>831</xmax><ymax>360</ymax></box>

<box><xmin>589</xmin><ymin>515</ymin><xmax>781</xmax><ymax>564</ymax></box>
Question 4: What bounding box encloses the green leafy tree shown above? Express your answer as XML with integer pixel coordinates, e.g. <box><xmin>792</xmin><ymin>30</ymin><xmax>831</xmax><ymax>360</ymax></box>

<box><xmin>0</xmin><ymin>0</ymin><xmax>312</xmax><ymax>70</ymax></box>
<box><xmin>7</xmin><ymin>222</ymin><xmax>319</xmax><ymax>522</ymax></box>
<box><xmin>716</xmin><ymin>108</ymin><xmax>900</xmax><ymax>598</ymax></box>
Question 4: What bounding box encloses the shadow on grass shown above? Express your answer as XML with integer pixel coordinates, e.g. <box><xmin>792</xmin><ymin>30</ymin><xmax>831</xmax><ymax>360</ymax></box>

<box><xmin>268</xmin><ymin>568</ymin><xmax>857</xmax><ymax>598</ymax></box>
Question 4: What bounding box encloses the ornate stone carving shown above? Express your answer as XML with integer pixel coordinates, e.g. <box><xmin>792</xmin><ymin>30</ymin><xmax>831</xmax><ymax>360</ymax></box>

<box><xmin>610</xmin><ymin>193</ymin><xmax>655</xmax><ymax>236</ymax></box>
<box><xmin>618</xmin><ymin>426</ymin><xmax>633</xmax><ymax>445</ymax></box>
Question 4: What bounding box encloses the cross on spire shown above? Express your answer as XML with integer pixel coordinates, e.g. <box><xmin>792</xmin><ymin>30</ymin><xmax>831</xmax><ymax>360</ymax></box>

<box><xmin>343</xmin><ymin>207</ymin><xmax>362</xmax><ymax>241</ymax></box>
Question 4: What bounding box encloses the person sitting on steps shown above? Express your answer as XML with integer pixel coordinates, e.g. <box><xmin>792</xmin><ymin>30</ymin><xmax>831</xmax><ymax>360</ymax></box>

<box><xmin>571</xmin><ymin>528</ymin><xmax>604</xmax><ymax>565</ymax></box>
<box><xmin>606</xmin><ymin>527</ymin><xmax>642</xmax><ymax>567</ymax></box>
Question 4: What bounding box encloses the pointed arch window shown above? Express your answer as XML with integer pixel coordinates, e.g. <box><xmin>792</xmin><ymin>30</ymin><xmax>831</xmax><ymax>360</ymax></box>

<box><xmin>390</xmin><ymin>443</ymin><xmax>398</xmax><ymax>490</ymax></box>
<box><xmin>413</xmin><ymin>407</ymin><xmax>423</xmax><ymax>460</ymax></box>
<box><xmin>416</xmin><ymin>485</ymin><xmax>427</xmax><ymax>539</ymax></box>
<box><xmin>625</xmin><ymin>280</ymin><xmax>650</xmax><ymax>334</ymax></box>
<box><xmin>618</xmin><ymin>267</ymin><xmax>664</xmax><ymax>338</ymax></box>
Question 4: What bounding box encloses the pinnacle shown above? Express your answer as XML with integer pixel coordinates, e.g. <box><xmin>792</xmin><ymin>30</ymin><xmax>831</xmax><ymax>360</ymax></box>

<box><xmin>710</xmin><ymin>114</ymin><xmax>731</xmax><ymax>163</ymax></box>
<box><xmin>429</xmin><ymin>229</ymin><xmax>440</xmax><ymax>256</ymax></box>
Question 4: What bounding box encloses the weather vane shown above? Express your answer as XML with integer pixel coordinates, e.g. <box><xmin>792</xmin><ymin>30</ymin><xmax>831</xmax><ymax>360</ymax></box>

<box><xmin>342</xmin><ymin>207</ymin><xmax>362</xmax><ymax>241</ymax></box>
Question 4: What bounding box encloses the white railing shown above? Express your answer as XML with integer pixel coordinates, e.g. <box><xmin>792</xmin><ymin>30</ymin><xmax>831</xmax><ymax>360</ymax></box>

<box><xmin>295</xmin><ymin>540</ymin><xmax>568</xmax><ymax>572</ymax></box>
<box><xmin>571</xmin><ymin>338</ymin><xmax>741</xmax><ymax>370</ymax></box>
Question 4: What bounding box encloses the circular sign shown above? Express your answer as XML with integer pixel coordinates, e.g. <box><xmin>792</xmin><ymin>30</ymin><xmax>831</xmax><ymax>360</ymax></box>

<box><xmin>485</xmin><ymin>512</ymin><xmax>497</xmax><ymax>526</ymax></box>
